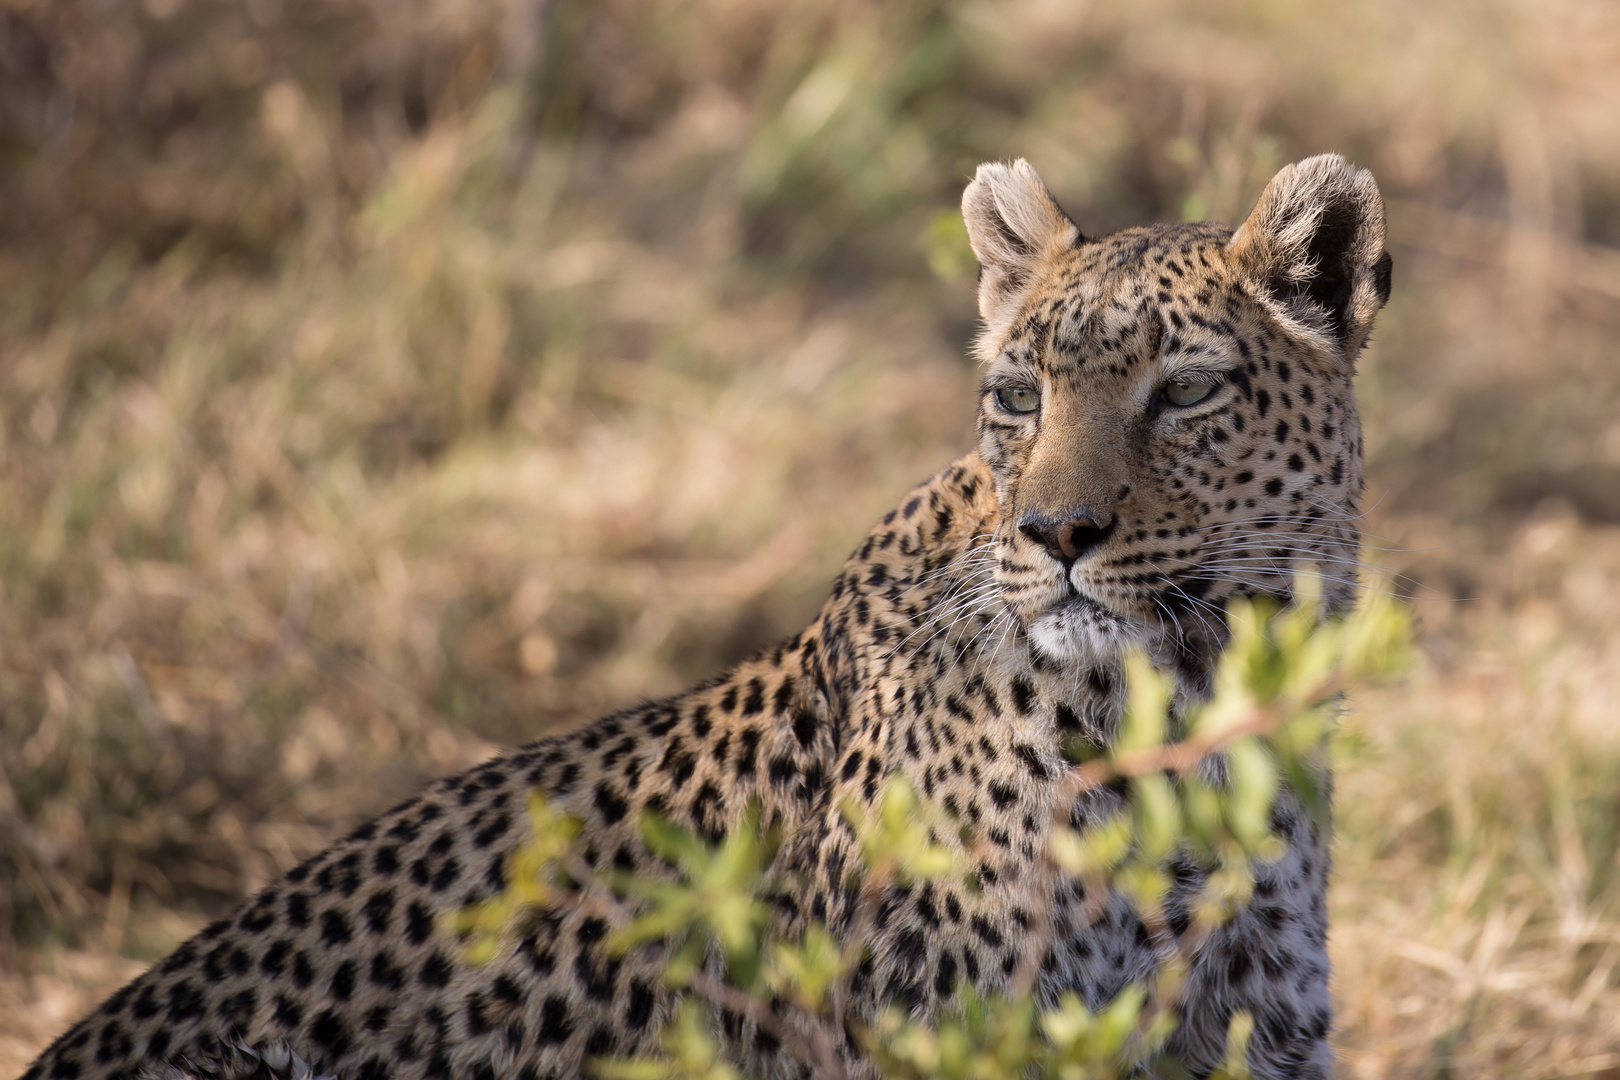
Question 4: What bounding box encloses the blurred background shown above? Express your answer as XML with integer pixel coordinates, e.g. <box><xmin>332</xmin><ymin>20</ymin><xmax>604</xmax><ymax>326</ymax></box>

<box><xmin>2</xmin><ymin>0</ymin><xmax>1619</xmax><ymax>1073</ymax></box>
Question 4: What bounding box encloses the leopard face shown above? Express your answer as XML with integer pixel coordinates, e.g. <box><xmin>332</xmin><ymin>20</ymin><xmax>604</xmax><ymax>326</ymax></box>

<box><xmin>960</xmin><ymin>156</ymin><xmax>1392</xmax><ymax>671</ymax></box>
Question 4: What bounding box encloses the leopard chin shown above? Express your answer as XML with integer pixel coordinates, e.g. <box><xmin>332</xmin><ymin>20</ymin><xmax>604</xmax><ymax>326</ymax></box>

<box><xmin>1025</xmin><ymin>592</ymin><xmax>1147</xmax><ymax>664</ymax></box>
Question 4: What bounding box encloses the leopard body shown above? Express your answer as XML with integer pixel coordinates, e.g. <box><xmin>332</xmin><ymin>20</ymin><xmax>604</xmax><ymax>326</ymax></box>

<box><xmin>28</xmin><ymin>153</ymin><xmax>1392</xmax><ymax>1080</ymax></box>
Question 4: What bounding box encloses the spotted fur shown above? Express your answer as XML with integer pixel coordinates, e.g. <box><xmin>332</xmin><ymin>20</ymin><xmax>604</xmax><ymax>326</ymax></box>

<box><xmin>28</xmin><ymin>154</ymin><xmax>1391</xmax><ymax>1080</ymax></box>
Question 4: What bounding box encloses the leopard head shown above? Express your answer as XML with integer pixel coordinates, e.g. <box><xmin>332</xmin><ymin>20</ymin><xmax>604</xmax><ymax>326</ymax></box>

<box><xmin>961</xmin><ymin>155</ymin><xmax>1392</xmax><ymax>671</ymax></box>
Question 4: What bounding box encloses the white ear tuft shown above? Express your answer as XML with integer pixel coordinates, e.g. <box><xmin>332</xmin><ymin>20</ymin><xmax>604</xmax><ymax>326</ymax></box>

<box><xmin>1228</xmin><ymin>154</ymin><xmax>1392</xmax><ymax>357</ymax></box>
<box><xmin>961</xmin><ymin>159</ymin><xmax>1081</xmax><ymax>328</ymax></box>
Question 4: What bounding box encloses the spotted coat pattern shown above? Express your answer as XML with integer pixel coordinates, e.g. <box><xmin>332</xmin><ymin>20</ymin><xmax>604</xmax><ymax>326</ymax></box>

<box><xmin>28</xmin><ymin>154</ymin><xmax>1391</xmax><ymax>1080</ymax></box>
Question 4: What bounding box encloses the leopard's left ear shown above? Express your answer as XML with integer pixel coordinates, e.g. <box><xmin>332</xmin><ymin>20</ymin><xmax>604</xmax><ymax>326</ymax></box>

<box><xmin>962</xmin><ymin>159</ymin><xmax>1082</xmax><ymax>334</ymax></box>
<box><xmin>1229</xmin><ymin>154</ymin><xmax>1393</xmax><ymax>359</ymax></box>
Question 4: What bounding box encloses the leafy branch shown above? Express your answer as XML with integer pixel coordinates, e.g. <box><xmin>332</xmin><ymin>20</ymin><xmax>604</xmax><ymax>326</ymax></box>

<box><xmin>459</xmin><ymin>569</ymin><xmax>1411</xmax><ymax>1079</ymax></box>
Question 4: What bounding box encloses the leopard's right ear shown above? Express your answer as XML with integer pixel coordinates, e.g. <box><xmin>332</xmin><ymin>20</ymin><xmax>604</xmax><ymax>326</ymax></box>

<box><xmin>962</xmin><ymin>159</ymin><xmax>1082</xmax><ymax>334</ymax></box>
<box><xmin>1228</xmin><ymin>154</ymin><xmax>1392</xmax><ymax>360</ymax></box>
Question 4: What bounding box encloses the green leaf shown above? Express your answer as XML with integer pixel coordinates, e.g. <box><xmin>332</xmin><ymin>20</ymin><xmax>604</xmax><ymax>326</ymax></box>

<box><xmin>1050</xmin><ymin>814</ymin><xmax>1132</xmax><ymax>877</ymax></box>
<box><xmin>1224</xmin><ymin>738</ymin><xmax>1279</xmax><ymax>852</ymax></box>
<box><xmin>767</xmin><ymin>922</ymin><xmax>847</xmax><ymax>1012</ymax></box>
<box><xmin>1274</xmin><ymin>565</ymin><xmax>1322</xmax><ymax>655</ymax></box>
<box><xmin>1341</xmin><ymin>577</ymin><xmax>1413</xmax><ymax>681</ymax></box>
<box><xmin>589</xmin><ymin>1060</ymin><xmax>676</xmax><ymax>1080</ymax></box>
<box><xmin>1117</xmin><ymin>649</ymin><xmax>1171</xmax><ymax>754</ymax></box>
<box><xmin>1039</xmin><ymin>992</ymin><xmax>1094</xmax><ymax>1050</ymax></box>
<box><xmin>1180</xmin><ymin>777</ymin><xmax>1225</xmax><ymax>853</ymax></box>
<box><xmin>661</xmin><ymin>934</ymin><xmax>709</xmax><ymax>990</ymax></box>
<box><xmin>845</xmin><ymin>777</ymin><xmax>961</xmax><ymax>884</ymax></box>
<box><xmin>641</xmin><ymin>812</ymin><xmax>712</xmax><ymax>871</ymax></box>
<box><xmin>605</xmin><ymin>805</ymin><xmax>774</xmax><ymax>980</ymax></box>
<box><xmin>1211</xmin><ymin>1010</ymin><xmax>1256</xmax><ymax>1080</ymax></box>
<box><xmin>594</xmin><ymin>1000</ymin><xmax>745</xmax><ymax>1080</ymax></box>
<box><xmin>1094</xmin><ymin>984</ymin><xmax>1148</xmax><ymax>1057</ymax></box>
<box><xmin>450</xmin><ymin>792</ymin><xmax>580</xmax><ymax>964</ymax></box>
<box><xmin>1132</xmin><ymin>773</ymin><xmax>1183</xmax><ymax>862</ymax></box>
<box><xmin>1115</xmin><ymin>862</ymin><xmax>1170</xmax><ymax>912</ymax></box>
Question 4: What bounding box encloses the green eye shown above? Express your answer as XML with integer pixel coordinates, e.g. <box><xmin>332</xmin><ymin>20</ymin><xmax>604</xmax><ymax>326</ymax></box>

<box><xmin>1163</xmin><ymin>380</ymin><xmax>1214</xmax><ymax>407</ymax></box>
<box><xmin>995</xmin><ymin>387</ymin><xmax>1041</xmax><ymax>414</ymax></box>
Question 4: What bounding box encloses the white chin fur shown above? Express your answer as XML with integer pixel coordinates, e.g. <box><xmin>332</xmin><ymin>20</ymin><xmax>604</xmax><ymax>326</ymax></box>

<box><xmin>1028</xmin><ymin>599</ymin><xmax>1145</xmax><ymax>664</ymax></box>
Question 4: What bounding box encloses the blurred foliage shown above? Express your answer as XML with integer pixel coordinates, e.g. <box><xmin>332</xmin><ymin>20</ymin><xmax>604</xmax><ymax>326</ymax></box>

<box><xmin>5</xmin><ymin>0</ymin><xmax>1620</xmax><ymax>1072</ymax></box>
<box><xmin>471</xmin><ymin>581</ymin><xmax>1410</xmax><ymax>1079</ymax></box>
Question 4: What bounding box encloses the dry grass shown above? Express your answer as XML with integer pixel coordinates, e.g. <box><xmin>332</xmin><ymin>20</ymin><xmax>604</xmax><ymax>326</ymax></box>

<box><xmin>3</xmin><ymin>0</ymin><xmax>1620</xmax><ymax>1074</ymax></box>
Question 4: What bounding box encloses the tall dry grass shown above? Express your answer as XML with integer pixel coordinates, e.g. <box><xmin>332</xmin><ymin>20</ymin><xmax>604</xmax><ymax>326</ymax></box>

<box><xmin>3</xmin><ymin>0</ymin><xmax>1620</xmax><ymax>1074</ymax></box>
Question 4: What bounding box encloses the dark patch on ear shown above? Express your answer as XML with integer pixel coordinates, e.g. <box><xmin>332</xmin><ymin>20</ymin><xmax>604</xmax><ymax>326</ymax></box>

<box><xmin>1236</xmin><ymin>155</ymin><xmax>1389</xmax><ymax>353</ymax></box>
<box><xmin>1274</xmin><ymin>201</ymin><xmax>1359</xmax><ymax>340</ymax></box>
<box><xmin>1372</xmin><ymin>250</ymin><xmax>1393</xmax><ymax>305</ymax></box>
<box><xmin>992</xmin><ymin>213</ymin><xmax>1035</xmax><ymax>258</ymax></box>
<box><xmin>962</xmin><ymin>159</ymin><xmax>1087</xmax><ymax>337</ymax></box>
<box><xmin>987</xmin><ymin>199</ymin><xmax>1082</xmax><ymax>291</ymax></box>
<box><xmin>1303</xmin><ymin>202</ymin><xmax>1358</xmax><ymax>338</ymax></box>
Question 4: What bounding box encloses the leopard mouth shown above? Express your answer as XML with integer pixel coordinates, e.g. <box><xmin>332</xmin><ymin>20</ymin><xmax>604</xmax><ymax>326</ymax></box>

<box><xmin>1054</xmin><ymin>590</ymin><xmax>1117</xmax><ymax>619</ymax></box>
<box><xmin>1024</xmin><ymin>588</ymin><xmax>1144</xmax><ymax>662</ymax></box>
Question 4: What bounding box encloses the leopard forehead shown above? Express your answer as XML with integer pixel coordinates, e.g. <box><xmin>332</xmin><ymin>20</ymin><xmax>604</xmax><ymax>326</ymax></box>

<box><xmin>977</xmin><ymin>219</ymin><xmax>1357</xmax><ymax>469</ymax></box>
<box><xmin>982</xmin><ymin>223</ymin><xmax>1255</xmax><ymax>383</ymax></box>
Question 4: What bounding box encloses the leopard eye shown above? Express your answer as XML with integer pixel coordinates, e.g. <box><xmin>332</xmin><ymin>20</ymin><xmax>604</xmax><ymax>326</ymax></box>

<box><xmin>995</xmin><ymin>387</ymin><xmax>1041</xmax><ymax>414</ymax></box>
<box><xmin>1162</xmin><ymin>380</ymin><xmax>1214</xmax><ymax>407</ymax></box>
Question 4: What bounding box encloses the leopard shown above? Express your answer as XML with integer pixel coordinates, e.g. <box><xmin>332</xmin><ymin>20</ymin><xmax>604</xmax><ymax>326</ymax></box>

<box><xmin>26</xmin><ymin>152</ymin><xmax>1392</xmax><ymax>1080</ymax></box>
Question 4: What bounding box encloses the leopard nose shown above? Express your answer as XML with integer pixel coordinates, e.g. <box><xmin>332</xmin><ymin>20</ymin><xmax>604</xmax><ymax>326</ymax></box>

<box><xmin>1019</xmin><ymin>508</ymin><xmax>1117</xmax><ymax>565</ymax></box>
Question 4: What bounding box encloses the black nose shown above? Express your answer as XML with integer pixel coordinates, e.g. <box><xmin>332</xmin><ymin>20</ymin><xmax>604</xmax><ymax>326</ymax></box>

<box><xmin>1019</xmin><ymin>508</ymin><xmax>1117</xmax><ymax>565</ymax></box>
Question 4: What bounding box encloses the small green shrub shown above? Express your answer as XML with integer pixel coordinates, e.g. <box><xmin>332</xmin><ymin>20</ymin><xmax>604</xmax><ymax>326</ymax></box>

<box><xmin>460</xmin><ymin>573</ymin><xmax>1410</xmax><ymax>1079</ymax></box>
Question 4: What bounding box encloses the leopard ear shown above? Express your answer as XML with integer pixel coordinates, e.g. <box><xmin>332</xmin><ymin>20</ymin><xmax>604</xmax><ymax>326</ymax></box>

<box><xmin>1228</xmin><ymin>154</ymin><xmax>1393</xmax><ymax>358</ymax></box>
<box><xmin>962</xmin><ymin>159</ymin><xmax>1082</xmax><ymax>329</ymax></box>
